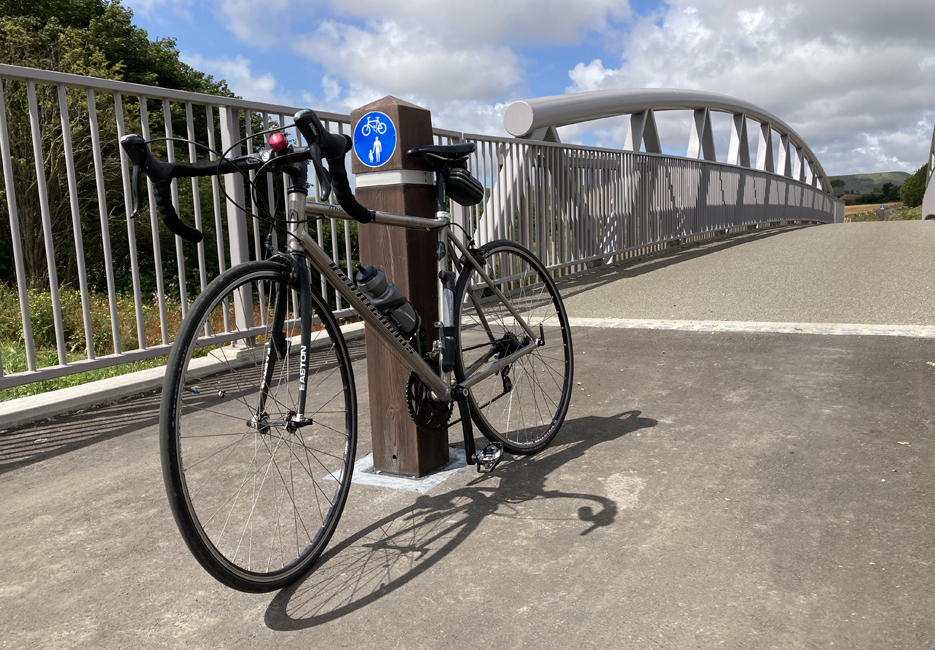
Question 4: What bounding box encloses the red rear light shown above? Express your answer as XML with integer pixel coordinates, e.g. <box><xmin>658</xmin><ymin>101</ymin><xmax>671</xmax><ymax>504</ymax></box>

<box><xmin>269</xmin><ymin>133</ymin><xmax>288</xmax><ymax>152</ymax></box>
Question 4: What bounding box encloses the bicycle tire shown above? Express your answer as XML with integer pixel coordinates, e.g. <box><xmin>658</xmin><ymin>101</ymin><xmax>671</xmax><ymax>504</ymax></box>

<box><xmin>452</xmin><ymin>240</ymin><xmax>573</xmax><ymax>455</ymax></box>
<box><xmin>160</xmin><ymin>259</ymin><xmax>357</xmax><ymax>592</ymax></box>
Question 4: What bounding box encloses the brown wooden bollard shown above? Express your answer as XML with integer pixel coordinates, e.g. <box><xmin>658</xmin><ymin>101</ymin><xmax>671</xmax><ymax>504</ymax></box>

<box><xmin>351</xmin><ymin>96</ymin><xmax>449</xmax><ymax>477</ymax></box>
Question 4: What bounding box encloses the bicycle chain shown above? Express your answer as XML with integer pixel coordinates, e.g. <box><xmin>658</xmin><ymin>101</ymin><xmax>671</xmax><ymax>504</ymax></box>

<box><xmin>448</xmin><ymin>366</ymin><xmax>513</xmax><ymax>428</ymax></box>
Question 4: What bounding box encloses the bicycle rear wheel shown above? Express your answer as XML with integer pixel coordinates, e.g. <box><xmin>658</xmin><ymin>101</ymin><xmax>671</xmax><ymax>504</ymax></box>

<box><xmin>453</xmin><ymin>240</ymin><xmax>573</xmax><ymax>455</ymax></box>
<box><xmin>160</xmin><ymin>259</ymin><xmax>357</xmax><ymax>592</ymax></box>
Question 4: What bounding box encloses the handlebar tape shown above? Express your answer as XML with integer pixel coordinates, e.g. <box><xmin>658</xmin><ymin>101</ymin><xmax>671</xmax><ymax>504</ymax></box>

<box><xmin>120</xmin><ymin>134</ymin><xmax>204</xmax><ymax>243</ymax></box>
<box><xmin>153</xmin><ymin>182</ymin><xmax>204</xmax><ymax>243</ymax></box>
<box><xmin>293</xmin><ymin>110</ymin><xmax>375</xmax><ymax>224</ymax></box>
<box><xmin>327</xmin><ymin>145</ymin><xmax>374</xmax><ymax>224</ymax></box>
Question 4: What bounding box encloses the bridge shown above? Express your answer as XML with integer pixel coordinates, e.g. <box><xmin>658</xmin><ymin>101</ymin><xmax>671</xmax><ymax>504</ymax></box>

<box><xmin>0</xmin><ymin>63</ymin><xmax>847</xmax><ymax>391</ymax></box>
<box><xmin>1</xmin><ymin>65</ymin><xmax>934</xmax><ymax>647</ymax></box>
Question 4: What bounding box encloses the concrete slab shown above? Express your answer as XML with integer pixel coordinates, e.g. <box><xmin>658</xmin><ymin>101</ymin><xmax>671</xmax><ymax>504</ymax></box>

<box><xmin>332</xmin><ymin>449</ymin><xmax>468</xmax><ymax>494</ymax></box>
<box><xmin>559</xmin><ymin>222</ymin><xmax>935</xmax><ymax>326</ymax></box>
<box><xmin>1</xmin><ymin>326</ymin><xmax>933</xmax><ymax>648</ymax></box>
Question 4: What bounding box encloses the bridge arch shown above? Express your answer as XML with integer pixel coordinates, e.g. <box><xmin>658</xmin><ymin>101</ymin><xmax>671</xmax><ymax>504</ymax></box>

<box><xmin>503</xmin><ymin>88</ymin><xmax>832</xmax><ymax>193</ymax></box>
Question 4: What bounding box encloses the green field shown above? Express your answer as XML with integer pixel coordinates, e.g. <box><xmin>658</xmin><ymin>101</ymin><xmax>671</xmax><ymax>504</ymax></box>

<box><xmin>844</xmin><ymin>203</ymin><xmax>923</xmax><ymax>222</ymax></box>
<box><xmin>829</xmin><ymin>171</ymin><xmax>911</xmax><ymax>195</ymax></box>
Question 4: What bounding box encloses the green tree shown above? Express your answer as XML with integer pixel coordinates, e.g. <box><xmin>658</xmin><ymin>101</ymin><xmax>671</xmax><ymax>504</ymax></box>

<box><xmin>899</xmin><ymin>164</ymin><xmax>928</xmax><ymax>208</ymax></box>
<box><xmin>830</xmin><ymin>178</ymin><xmax>845</xmax><ymax>195</ymax></box>
<box><xmin>0</xmin><ymin>0</ymin><xmax>234</xmax><ymax>287</ymax></box>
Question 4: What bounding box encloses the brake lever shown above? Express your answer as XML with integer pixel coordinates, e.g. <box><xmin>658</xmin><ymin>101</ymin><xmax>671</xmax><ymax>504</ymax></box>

<box><xmin>130</xmin><ymin>163</ymin><xmax>143</xmax><ymax>218</ymax></box>
<box><xmin>308</xmin><ymin>141</ymin><xmax>333</xmax><ymax>201</ymax></box>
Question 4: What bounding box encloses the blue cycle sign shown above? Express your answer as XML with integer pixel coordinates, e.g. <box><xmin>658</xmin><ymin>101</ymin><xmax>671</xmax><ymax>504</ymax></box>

<box><xmin>353</xmin><ymin>111</ymin><xmax>397</xmax><ymax>168</ymax></box>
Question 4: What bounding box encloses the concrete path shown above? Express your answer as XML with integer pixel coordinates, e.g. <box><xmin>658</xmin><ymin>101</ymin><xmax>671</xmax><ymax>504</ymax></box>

<box><xmin>560</xmin><ymin>221</ymin><xmax>934</xmax><ymax>326</ymax></box>
<box><xmin>2</xmin><ymin>327</ymin><xmax>933</xmax><ymax>648</ymax></box>
<box><xmin>1</xmin><ymin>221</ymin><xmax>933</xmax><ymax>648</ymax></box>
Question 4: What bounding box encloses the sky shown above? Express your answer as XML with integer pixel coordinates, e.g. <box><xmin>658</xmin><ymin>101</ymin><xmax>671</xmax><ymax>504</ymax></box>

<box><xmin>124</xmin><ymin>0</ymin><xmax>935</xmax><ymax>176</ymax></box>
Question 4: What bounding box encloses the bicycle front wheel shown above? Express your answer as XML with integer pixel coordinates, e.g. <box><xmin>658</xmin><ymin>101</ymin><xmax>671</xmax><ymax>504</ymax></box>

<box><xmin>160</xmin><ymin>259</ymin><xmax>357</xmax><ymax>592</ymax></box>
<box><xmin>453</xmin><ymin>240</ymin><xmax>573</xmax><ymax>455</ymax></box>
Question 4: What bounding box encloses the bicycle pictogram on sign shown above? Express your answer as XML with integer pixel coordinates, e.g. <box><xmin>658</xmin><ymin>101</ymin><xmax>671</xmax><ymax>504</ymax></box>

<box><xmin>360</xmin><ymin>114</ymin><xmax>387</xmax><ymax>137</ymax></box>
<box><xmin>353</xmin><ymin>111</ymin><xmax>397</xmax><ymax>169</ymax></box>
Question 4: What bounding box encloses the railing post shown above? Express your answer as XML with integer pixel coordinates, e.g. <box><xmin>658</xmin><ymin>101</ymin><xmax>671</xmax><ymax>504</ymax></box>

<box><xmin>218</xmin><ymin>106</ymin><xmax>251</xmax><ymax>334</ymax></box>
<box><xmin>351</xmin><ymin>97</ymin><xmax>448</xmax><ymax>478</ymax></box>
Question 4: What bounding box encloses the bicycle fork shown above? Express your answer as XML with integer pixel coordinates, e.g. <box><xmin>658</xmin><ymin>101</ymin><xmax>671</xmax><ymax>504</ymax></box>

<box><xmin>250</xmin><ymin>171</ymin><xmax>316</xmax><ymax>434</ymax></box>
<box><xmin>248</xmin><ymin>254</ymin><xmax>314</xmax><ymax>434</ymax></box>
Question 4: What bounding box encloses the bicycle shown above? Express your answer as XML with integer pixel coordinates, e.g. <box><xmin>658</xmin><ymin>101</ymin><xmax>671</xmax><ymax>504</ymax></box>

<box><xmin>120</xmin><ymin>109</ymin><xmax>574</xmax><ymax>593</ymax></box>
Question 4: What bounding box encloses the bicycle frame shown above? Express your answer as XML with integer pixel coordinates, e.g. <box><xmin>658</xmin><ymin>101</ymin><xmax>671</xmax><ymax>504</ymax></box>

<box><xmin>291</xmin><ymin>195</ymin><xmax>541</xmax><ymax>404</ymax></box>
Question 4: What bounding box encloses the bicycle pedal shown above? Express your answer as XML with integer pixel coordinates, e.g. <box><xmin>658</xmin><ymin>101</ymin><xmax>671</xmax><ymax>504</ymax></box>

<box><xmin>475</xmin><ymin>442</ymin><xmax>503</xmax><ymax>473</ymax></box>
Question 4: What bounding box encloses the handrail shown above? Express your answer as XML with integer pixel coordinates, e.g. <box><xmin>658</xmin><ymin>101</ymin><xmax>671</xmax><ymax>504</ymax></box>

<box><xmin>0</xmin><ymin>63</ymin><xmax>347</xmax><ymax>122</ymax></box>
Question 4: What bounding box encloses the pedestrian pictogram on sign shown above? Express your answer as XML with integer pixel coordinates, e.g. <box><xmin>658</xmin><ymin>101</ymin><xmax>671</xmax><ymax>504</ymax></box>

<box><xmin>354</xmin><ymin>111</ymin><xmax>397</xmax><ymax>168</ymax></box>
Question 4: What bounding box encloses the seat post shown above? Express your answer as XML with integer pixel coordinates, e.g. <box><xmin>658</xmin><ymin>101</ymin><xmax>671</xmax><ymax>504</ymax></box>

<box><xmin>435</xmin><ymin>167</ymin><xmax>448</xmax><ymax>214</ymax></box>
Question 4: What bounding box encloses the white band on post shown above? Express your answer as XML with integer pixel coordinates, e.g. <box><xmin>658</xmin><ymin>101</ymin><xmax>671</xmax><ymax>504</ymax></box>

<box><xmin>355</xmin><ymin>169</ymin><xmax>435</xmax><ymax>188</ymax></box>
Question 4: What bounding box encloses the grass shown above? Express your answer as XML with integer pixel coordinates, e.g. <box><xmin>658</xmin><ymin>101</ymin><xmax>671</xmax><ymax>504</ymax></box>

<box><xmin>0</xmin><ymin>284</ymin><xmax>183</xmax><ymax>402</ymax></box>
<box><xmin>1</xmin><ymin>282</ymin><xmax>364</xmax><ymax>402</ymax></box>
<box><xmin>1</xmin><ymin>345</ymin><xmax>169</xmax><ymax>401</ymax></box>
<box><xmin>844</xmin><ymin>203</ymin><xmax>924</xmax><ymax>222</ymax></box>
<box><xmin>829</xmin><ymin>171</ymin><xmax>911</xmax><ymax>196</ymax></box>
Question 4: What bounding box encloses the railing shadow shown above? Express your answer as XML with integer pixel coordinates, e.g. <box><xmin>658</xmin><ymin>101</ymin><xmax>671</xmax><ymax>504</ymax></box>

<box><xmin>0</xmin><ymin>392</ymin><xmax>164</xmax><ymax>475</ymax></box>
<box><xmin>0</xmin><ymin>338</ymin><xmax>367</xmax><ymax>475</ymax></box>
<box><xmin>264</xmin><ymin>409</ymin><xmax>657</xmax><ymax>631</ymax></box>
<box><xmin>554</xmin><ymin>224</ymin><xmax>813</xmax><ymax>302</ymax></box>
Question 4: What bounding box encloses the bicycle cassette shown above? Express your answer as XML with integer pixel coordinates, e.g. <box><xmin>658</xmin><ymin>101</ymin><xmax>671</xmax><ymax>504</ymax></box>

<box><xmin>405</xmin><ymin>372</ymin><xmax>453</xmax><ymax>432</ymax></box>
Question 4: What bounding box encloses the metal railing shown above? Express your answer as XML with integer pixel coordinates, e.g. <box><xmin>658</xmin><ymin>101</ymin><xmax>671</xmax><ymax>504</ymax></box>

<box><xmin>0</xmin><ymin>64</ymin><xmax>840</xmax><ymax>391</ymax></box>
<box><xmin>454</xmin><ymin>134</ymin><xmax>841</xmax><ymax>274</ymax></box>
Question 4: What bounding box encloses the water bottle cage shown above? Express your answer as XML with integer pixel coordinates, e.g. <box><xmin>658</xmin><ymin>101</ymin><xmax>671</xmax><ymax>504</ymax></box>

<box><xmin>371</xmin><ymin>294</ymin><xmax>409</xmax><ymax>312</ymax></box>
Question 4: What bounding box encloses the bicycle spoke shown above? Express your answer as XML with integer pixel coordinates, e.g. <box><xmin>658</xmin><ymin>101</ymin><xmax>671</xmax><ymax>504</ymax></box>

<box><xmin>455</xmin><ymin>242</ymin><xmax>571</xmax><ymax>453</ymax></box>
<box><xmin>165</xmin><ymin>263</ymin><xmax>356</xmax><ymax>590</ymax></box>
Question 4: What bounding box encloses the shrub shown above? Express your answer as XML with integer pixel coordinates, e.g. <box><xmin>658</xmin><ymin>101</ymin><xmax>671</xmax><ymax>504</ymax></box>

<box><xmin>899</xmin><ymin>164</ymin><xmax>928</xmax><ymax>208</ymax></box>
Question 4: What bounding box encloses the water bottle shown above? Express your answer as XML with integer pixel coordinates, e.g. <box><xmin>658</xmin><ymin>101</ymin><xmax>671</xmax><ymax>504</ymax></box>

<box><xmin>354</xmin><ymin>263</ymin><xmax>421</xmax><ymax>336</ymax></box>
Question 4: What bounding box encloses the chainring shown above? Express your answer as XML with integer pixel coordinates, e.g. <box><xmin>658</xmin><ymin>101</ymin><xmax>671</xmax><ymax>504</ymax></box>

<box><xmin>406</xmin><ymin>372</ymin><xmax>453</xmax><ymax>432</ymax></box>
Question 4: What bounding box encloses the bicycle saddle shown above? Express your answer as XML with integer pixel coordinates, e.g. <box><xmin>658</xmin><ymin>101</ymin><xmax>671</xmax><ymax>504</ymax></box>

<box><xmin>405</xmin><ymin>143</ymin><xmax>476</xmax><ymax>169</ymax></box>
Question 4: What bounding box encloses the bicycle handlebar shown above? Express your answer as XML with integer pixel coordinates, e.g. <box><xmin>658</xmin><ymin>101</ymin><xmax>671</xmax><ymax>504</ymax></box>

<box><xmin>119</xmin><ymin>109</ymin><xmax>374</xmax><ymax>243</ymax></box>
<box><xmin>293</xmin><ymin>110</ymin><xmax>374</xmax><ymax>225</ymax></box>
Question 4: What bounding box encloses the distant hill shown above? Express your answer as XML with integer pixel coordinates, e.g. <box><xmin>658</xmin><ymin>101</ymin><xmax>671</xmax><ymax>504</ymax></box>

<box><xmin>829</xmin><ymin>171</ymin><xmax>911</xmax><ymax>195</ymax></box>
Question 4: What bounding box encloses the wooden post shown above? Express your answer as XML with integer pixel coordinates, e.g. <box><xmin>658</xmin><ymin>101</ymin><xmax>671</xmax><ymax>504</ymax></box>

<box><xmin>351</xmin><ymin>96</ymin><xmax>448</xmax><ymax>477</ymax></box>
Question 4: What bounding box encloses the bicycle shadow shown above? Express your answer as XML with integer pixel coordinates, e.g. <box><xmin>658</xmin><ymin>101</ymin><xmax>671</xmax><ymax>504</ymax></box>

<box><xmin>264</xmin><ymin>409</ymin><xmax>657</xmax><ymax>630</ymax></box>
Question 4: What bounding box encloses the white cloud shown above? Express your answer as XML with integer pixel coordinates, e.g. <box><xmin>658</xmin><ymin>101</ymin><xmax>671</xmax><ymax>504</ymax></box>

<box><xmin>124</xmin><ymin>0</ymin><xmax>191</xmax><ymax>21</ymax></box>
<box><xmin>208</xmin><ymin>0</ymin><xmax>632</xmax><ymax>130</ymax></box>
<box><xmin>316</xmin><ymin>0</ymin><xmax>631</xmax><ymax>46</ymax></box>
<box><xmin>181</xmin><ymin>54</ymin><xmax>293</xmax><ymax>106</ymax></box>
<box><xmin>564</xmin><ymin>0</ymin><xmax>935</xmax><ymax>174</ymax></box>
<box><xmin>301</xmin><ymin>76</ymin><xmax>509</xmax><ymax>137</ymax></box>
<box><xmin>199</xmin><ymin>0</ymin><xmax>935</xmax><ymax>175</ymax></box>
<box><xmin>295</xmin><ymin>19</ymin><xmax>521</xmax><ymax>101</ymax></box>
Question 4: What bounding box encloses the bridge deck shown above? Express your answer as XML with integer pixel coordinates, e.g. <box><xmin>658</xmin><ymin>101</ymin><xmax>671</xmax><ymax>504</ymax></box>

<box><xmin>1</xmin><ymin>222</ymin><xmax>933</xmax><ymax>648</ymax></box>
<box><xmin>560</xmin><ymin>221</ymin><xmax>934</xmax><ymax>326</ymax></box>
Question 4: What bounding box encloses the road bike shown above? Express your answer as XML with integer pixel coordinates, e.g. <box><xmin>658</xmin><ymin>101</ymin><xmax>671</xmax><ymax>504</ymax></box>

<box><xmin>120</xmin><ymin>109</ymin><xmax>573</xmax><ymax>592</ymax></box>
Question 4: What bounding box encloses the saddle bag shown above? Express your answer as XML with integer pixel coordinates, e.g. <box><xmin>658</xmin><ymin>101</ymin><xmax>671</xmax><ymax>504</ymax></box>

<box><xmin>445</xmin><ymin>167</ymin><xmax>484</xmax><ymax>206</ymax></box>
